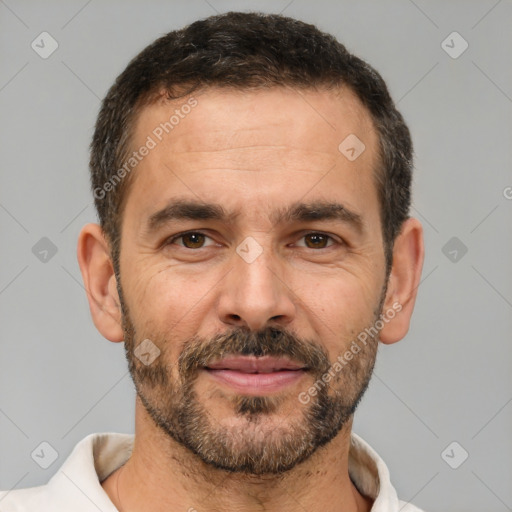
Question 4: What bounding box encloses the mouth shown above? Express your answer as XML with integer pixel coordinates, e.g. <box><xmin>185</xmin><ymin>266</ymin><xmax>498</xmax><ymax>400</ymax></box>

<box><xmin>203</xmin><ymin>355</ymin><xmax>308</xmax><ymax>395</ymax></box>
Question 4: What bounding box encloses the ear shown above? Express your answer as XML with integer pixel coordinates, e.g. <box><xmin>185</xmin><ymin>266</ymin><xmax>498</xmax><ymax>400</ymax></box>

<box><xmin>379</xmin><ymin>217</ymin><xmax>424</xmax><ymax>345</ymax></box>
<box><xmin>77</xmin><ymin>223</ymin><xmax>124</xmax><ymax>343</ymax></box>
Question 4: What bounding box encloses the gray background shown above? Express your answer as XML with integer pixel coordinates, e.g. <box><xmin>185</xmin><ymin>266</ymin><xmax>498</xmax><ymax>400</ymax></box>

<box><xmin>1</xmin><ymin>1</ymin><xmax>511</xmax><ymax>511</ymax></box>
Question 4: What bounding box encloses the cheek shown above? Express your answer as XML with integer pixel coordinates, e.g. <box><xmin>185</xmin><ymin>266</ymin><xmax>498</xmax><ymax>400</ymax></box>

<box><xmin>300</xmin><ymin>271</ymin><xmax>381</xmax><ymax>356</ymax></box>
<box><xmin>125</xmin><ymin>263</ymin><xmax>216</xmax><ymax>340</ymax></box>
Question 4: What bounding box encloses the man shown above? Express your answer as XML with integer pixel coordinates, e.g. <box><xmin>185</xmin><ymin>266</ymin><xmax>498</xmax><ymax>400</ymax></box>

<box><xmin>0</xmin><ymin>11</ymin><xmax>424</xmax><ymax>512</ymax></box>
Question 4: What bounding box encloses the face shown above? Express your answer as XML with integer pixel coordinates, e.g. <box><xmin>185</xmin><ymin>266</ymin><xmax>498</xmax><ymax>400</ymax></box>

<box><xmin>117</xmin><ymin>86</ymin><xmax>387</xmax><ymax>474</ymax></box>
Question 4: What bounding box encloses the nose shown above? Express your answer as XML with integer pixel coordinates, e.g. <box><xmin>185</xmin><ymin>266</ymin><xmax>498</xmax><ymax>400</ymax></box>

<box><xmin>216</xmin><ymin>243</ymin><xmax>296</xmax><ymax>331</ymax></box>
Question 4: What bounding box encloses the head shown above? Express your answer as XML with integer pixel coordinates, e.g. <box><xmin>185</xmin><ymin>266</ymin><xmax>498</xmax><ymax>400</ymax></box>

<box><xmin>78</xmin><ymin>12</ymin><xmax>423</xmax><ymax>475</ymax></box>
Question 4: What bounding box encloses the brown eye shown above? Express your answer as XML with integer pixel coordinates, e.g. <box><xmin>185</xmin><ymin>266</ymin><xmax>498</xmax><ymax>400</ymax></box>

<box><xmin>170</xmin><ymin>232</ymin><xmax>213</xmax><ymax>249</ymax></box>
<box><xmin>302</xmin><ymin>233</ymin><xmax>333</xmax><ymax>249</ymax></box>
<box><xmin>182</xmin><ymin>233</ymin><xmax>205</xmax><ymax>248</ymax></box>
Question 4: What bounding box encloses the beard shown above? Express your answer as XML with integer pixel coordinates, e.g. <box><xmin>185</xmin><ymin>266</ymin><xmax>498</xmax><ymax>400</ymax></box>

<box><xmin>119</xmin><ymin>286</ymin><xmax>384</xmax><ymax>476</ymax></box>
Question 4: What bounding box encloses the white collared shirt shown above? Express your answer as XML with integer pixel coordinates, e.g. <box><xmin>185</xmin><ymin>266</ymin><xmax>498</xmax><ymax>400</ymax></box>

<box><xmin>0</xmin><ymin>432</ymin><xmax>425</xmax><ymax>511</ymax></box>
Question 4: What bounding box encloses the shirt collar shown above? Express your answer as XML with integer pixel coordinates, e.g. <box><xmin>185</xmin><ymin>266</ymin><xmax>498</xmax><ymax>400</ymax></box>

<box><xmin>44</xmin><ymin>431</ymin><xmax>402</xmax><ymax>511</ymax></box>
<box><xmin>348</xmin><ymin>432</ymin><xmax>401</xmax><ymax>510</ymax></box>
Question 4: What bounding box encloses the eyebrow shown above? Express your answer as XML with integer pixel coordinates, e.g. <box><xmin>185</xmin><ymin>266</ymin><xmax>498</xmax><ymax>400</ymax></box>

<box><xmin>145</xmin><ymin>198</ymin><xmax>364</xmax><ymax>234</ymax></box>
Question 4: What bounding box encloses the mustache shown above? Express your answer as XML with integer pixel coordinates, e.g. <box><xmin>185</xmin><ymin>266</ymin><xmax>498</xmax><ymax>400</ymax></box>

<box><xmin>178</xmin><ymin>326</ymin><xmax>332</xmax><ymax>380</ymax></box>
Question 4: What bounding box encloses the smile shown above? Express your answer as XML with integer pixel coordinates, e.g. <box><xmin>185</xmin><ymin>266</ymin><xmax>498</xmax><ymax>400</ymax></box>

<box><xmin>203</xmin><ymin>355</ymin><xmax>308</xmax><ymax>394</ymax></box>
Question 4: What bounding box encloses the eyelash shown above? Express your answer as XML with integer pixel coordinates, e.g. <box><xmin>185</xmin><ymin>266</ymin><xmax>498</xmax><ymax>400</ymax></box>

<box><xmin>165</xmin><ymin>231</ymin><xmax>340</xmax><ymax>250</ymax></box>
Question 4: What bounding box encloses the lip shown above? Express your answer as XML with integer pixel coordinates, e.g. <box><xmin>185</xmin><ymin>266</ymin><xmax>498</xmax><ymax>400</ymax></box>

<box><xmin>203</xmin><ymin>355</ymin><xmax>307</xmax><ymax>395</ymax></box>
<box><xmin>206</xmin><ymin>355</ymin><xmax>306</xmax><ymax>373</ymax></box>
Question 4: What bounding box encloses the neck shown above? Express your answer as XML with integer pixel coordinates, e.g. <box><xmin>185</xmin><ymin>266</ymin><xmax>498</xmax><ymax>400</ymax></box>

<box><xmin>102</xmin><ymin>398</ymin><xmax>373</xmax><ymax>512</ymax></box>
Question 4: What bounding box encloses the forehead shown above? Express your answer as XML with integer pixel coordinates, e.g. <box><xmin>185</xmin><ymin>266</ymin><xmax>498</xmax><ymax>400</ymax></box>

<box><xmin>138</xmin><ymin>86</ymin><xmax>376</xmax><ymax>154</ymax></box>
<box><xmin>124</xmin><ymin>86</ymin><xmax>380</xmax><ymax>230</ymax></box>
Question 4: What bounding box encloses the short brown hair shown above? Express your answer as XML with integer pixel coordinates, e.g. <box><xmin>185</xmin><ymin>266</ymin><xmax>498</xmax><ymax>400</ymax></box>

<box><xmin>90</xmin><ymin>11</ymin><xmax>413</xmax><ymax>274</ymax></box>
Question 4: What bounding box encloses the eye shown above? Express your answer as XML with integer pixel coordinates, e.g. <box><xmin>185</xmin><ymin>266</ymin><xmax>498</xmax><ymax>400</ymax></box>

<box><xmin>295</xmin><ymin>232</ymin><xmax>337</xmax><ymax>249</ymax></box>
<box><xmin>167</xmin><ymin>231</ymin><xmax>216</xmax><ymax>249</ymax></box>
<box><xmin>165</xmin><ymin>231</ymin><xmax>339</xmax><ymax>251</ymax></box>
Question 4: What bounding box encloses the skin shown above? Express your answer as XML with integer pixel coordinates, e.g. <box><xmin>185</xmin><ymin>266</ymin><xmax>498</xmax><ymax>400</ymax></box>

<box><xmin>78</xmin><ymin>86</ymin><xmax>424</xmax><ymax>512</ymax></box>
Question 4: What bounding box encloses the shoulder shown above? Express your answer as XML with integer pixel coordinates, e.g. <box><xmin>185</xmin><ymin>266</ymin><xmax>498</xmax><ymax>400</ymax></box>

<box><xmin>0</xmin><ymin>485</ymin><xmax>48</xmax><ymax>511</ymax></box>
<box><xmin>0</xmin><ymin>432</ymin><xmax>133</xmax><ymax>512</ymax></box>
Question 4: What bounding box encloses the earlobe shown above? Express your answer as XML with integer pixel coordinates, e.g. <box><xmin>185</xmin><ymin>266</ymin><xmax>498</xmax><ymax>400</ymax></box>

<box><xmin>77</xmin><ymin>223</ymin><xmax>124</xmax><ymax>343</ymax></box>
<box><xmin>379</xmin><ymin>217</ymin><xmax>424</xmax><ymax>345</ymax></box>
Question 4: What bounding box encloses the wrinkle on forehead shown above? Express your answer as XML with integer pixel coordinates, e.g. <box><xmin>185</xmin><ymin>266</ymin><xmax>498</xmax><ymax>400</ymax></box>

<box><xmin>159</xmin><ymin>147</ymin><xmax>339</xmax><ymax>176</ymax></box>
<box><xmin>133</xmin><ymin>86</ymin><xmax>377</xmax><ymax>157</ymax></box>
<box><xmin>124</xmin><ymin>87</ymin><xmax>380</xmax><ymax>226</ymax></box>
